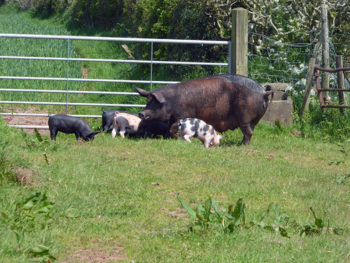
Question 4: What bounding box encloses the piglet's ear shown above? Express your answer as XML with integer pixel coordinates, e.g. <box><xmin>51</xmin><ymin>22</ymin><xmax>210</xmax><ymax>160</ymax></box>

<box><xmin>135</xmin><ymin>87</ymin><xmax>150</xmax><ymax>97</ymax></box>
<box><xmin>88</xmin><ymin>131</ymin><xmax>100</xmax><ymax>138</ymax></box>
<box><xmin>152</xmin><ymin>92</ymin><xmax>166</xmax><ymax>104</ymax></box>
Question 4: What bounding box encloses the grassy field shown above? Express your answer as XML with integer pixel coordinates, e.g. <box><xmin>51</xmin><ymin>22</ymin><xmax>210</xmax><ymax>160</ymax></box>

<box><xmin>1</xmin><ymin>117</ymin><xmax>349</xmax><ymax>262</ymax></box>
<box><xmin>0</xmin><ymin>4</ymin><xmax>350</xmax><ymax>263</ymax></box>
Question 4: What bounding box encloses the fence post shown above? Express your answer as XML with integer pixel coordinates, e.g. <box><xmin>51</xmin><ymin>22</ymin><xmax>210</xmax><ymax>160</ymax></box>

<box><xmin>336</xmin><ymin>55</ymin><xmax>345</xmax><ymax>113</ymax></box>
<box><xmin>321</xmin><ymin>0</ymin><xmax>329</xmax><ymax>101</ymax></box>
<box><xmin>231</xmin><ymin>8</ymin><xmax>248</xmax><ymax>76</ymax></box>
<box><xmin>300</xmin><ymin>58</ymin><xmax>316</xmax><ymax>118</ymax></box>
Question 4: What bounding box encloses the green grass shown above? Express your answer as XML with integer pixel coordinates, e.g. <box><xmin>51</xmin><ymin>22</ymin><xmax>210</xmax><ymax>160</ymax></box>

<box><xmin>0</xmin><ymin>118</ymin><xmax>349</xmax><ymax>262</ymax></box>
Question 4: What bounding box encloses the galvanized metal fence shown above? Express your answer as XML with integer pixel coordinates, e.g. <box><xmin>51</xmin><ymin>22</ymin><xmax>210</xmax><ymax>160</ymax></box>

<box><xmin>0</xmin><ymin>34</ymin><xmax>230</xmax><ymax>129</ymax></box>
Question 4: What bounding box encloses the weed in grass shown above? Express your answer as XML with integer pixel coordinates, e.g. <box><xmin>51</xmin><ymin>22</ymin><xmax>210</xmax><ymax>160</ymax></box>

<box><xmin>178</xmin><ymin>196</ymin><xmax>344</xmax><ymax>238</ymax></box>
<box><xmin>0</xmin><ymin>140</ymin><xmax>12</xmax><ymax>183</ymax></box>
<box><xmin>300</xmin><ymin>207</ymin><xmax>344</xmax><ymax>236</ymax></box>
<box><xmin>21</xmin><ymin>128</ymin><xmax>58</xmax><ymax>165</ymax></box>
<box><xmin>0</xmin><ymin>191</ymin><xmax>56</xmax><ymax>261</ymax></box>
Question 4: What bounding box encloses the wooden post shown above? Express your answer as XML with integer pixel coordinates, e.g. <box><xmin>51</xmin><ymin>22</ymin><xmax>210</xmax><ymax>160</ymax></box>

<box><xmin>336</xmin><ymin>55</ymin><xmax>345</xmax><ymax>113</ymax></box>
<box><xmin>300</xmin><ymin>58</ymin><xmax>316</xmax><ymax>118</ymax></box>
<box><xmin>321</xmin><ymin>1</ymin><xmax>329</xmax><ymax>101</ymax></box>
<box><xmin>231</xmin><ymin>8</ymin><xmax>248</xmax><ymax>76</ymax></box>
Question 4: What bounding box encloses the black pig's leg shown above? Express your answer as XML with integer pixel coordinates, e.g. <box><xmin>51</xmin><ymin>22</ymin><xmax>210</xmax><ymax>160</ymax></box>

<box><xmin>239</xmin><ymin>123</ymin><xmax>253</xmax><ymax>145</ymax></box>
<box><xmin>50</xmin><ymin>128</ymin><xmax>58</xmax><ymax>140</ymax></box>
<box><xmin>75</xmin><ymin>132</ymin><xmax>81</xmax><ymax>141</ymax></box>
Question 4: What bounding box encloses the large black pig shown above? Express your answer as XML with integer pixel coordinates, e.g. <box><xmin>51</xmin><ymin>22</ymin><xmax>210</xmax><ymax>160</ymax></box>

<box><xmin>136</xmin><ymin>74</ymin><xmax>273</xmax><ymax>145</ymax></box>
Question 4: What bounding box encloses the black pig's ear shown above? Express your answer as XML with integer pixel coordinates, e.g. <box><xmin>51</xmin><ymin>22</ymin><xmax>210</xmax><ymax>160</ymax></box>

<box><xmin>135</xmin><ymin>87</ymin><xmax>150</xmax><ymax>97</ymax></box>
<box><xmin>152</xmin><ymin>93</ymin><xmax>166</xmax><ymax>103</ymax></box>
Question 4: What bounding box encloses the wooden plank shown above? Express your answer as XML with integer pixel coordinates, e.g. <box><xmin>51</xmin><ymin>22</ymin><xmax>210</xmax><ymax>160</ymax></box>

<box><xmin>300</xmin><ymin>58</ymin><xmax>316</xmax><ymax>117</ymax></box>
<box><xmin>317</xmin><ymin>89</ymin><xmax>350</xmax><ymax>92</ymax></box>
<box><xmin>314</xmin><ymin>65</ymin><xmax>350</xmax><ymax>73</ymax></box>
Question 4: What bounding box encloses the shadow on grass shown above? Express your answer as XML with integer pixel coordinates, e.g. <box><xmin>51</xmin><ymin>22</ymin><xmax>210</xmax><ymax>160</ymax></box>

<box><xmin>220</xmin><ymin>139</ymin><xmax>242</xmax><ymax>148</ymax></box>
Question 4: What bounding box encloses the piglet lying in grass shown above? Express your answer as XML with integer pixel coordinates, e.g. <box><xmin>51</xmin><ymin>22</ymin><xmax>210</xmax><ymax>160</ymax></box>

<box><xmin>171</xmin><ymin>118</ymin><xmax>224</xmax><ymax>148</ymax></box>
<box><xmin>48</xmin><ymin>114</ymin><xmax>99</xmax><ymax>141</ymax></box>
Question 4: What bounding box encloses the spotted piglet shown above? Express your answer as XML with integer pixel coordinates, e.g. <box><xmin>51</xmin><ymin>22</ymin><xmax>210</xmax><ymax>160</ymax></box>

<box><xmin>175</xmin><ymin>118</ymin><xmax>224</xmax><ymax>148</ymax></box>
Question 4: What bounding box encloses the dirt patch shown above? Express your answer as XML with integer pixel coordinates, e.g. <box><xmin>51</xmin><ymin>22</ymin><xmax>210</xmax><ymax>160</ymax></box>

<box><xmin>1</xmin><ymin>106</ymin><xmax>50</xmax><ymax>135</ymax></box>
<box><xmin>10</xmin><ymin>167</ymin><xmax>36</xmax><ymax>185</ymax></box>
<box><xmin>163</xmin><ymin>207</ymin><xmax>188</xmax><ymax>218</ymax></box>
<box><xmin>82</xmin><ymin>67</ymin><xmax>89</xmax><ymax>79</ymax></box>
<box><xmin>63</xmin><ymin>239</ymin><xmax>125</xmax><ymax>263</ymax></box>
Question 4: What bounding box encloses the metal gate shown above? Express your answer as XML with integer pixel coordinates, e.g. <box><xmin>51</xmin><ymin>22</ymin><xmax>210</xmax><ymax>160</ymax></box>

<box><xmin>0</xmin><ymin>34</ymin><xmax>230</xmax><ymax>129</ymax></box>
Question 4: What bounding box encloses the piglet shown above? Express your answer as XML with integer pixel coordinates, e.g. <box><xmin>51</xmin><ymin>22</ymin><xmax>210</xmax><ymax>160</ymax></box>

<box><xmin>101</xmin><ymin>110</ymin><xmax>139</xmax><ymax>132</ymax></box>
<box><xmin>112</xmin><ymin>112</ymin><xmax>141</xmax><ymax>138</ymax></box>
<box><xmin>48</xmin><ymin>114</ymin><xmax>100</xmax><ymax>141</ymax></box>
<box><xmin>101</xmin><ymin>109</ymin><xmax>119</xmax><ymax>132</ymax></box>
<box><xmin>137</xmin><ymin>120</ymin><xmax>170</xmax><ymax>139</ymax></box>
<box><xmin>172</xmin><ymin>118</ymin><xmax>224</xmax><ymax>148</ymax></box>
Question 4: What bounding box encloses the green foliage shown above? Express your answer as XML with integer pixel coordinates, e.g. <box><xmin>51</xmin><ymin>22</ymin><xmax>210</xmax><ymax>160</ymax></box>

<box><xmin>179</xmin><ymin>197</ymin><xmax>343</xmax><ymax>238</ymax></box>
<box><xmin>296</xmin><ymin>106</ymin><xmax>350</xmax><ymax>142</ymax></box>
<box><xmin>177</xmin><ymin>195</ymin><xmax>246</xmax><ymax>233</ymax></box>
<box><xmin>0</xmin><ymin>120</ymin><xmax>29</xmax><ymax>184</ymax></box>
<box><xmin>70</xmin><ymin>0</ymin><xmax>124</xmax><ymax>29</ymax></box>
<box><xmin>177</xmin><ymin>197</ymin><xmax>254</xmax><ymax>234</ymax></box>
<box><xmin>30</xmin><ymin>0</ymin><xmax>55</xmax><ymax>18</ymax></box>
<box><xmin>0</xmin><ymin>191</ymin><xmax>56</xmax><ymax>261</ymax></box>
<box><xmin>300</xmin><ymin>207</ymin><xmax>344</xmax><ymax>236</ymax></box>
<box><xmin>0</xmin><ymin>140</ymin><xmax>12</xmax><ymax>183</ymax></box>
<box><xmin>121</xmin><ymin>0</ymin><xmax>226</xmax><ymax>77</ymax></box>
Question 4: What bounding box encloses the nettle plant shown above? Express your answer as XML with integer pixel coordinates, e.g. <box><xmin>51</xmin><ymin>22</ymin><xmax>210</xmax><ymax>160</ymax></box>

<box><xmin>177</xmin><ymin>195</ymin><xmax>344</xmax><ymax>237</ymax></box>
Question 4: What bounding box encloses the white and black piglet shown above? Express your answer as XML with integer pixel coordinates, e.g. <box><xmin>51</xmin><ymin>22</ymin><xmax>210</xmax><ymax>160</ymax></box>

<box><xmin>172</xmin><ymin>118</ymin><xmax>224</xmax><ymax>148</ymax></box>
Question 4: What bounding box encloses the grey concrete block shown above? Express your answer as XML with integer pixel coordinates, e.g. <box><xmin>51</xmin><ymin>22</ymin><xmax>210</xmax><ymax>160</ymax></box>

<box><xmin>262</xmin><ymin>99</ymin><xmax>294</xmax><ymax>125</ymax></box>
<box><xmin>261</xmin><ymin>83</ymin><xmax>294</xmax><ymax>125</ymax></box>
